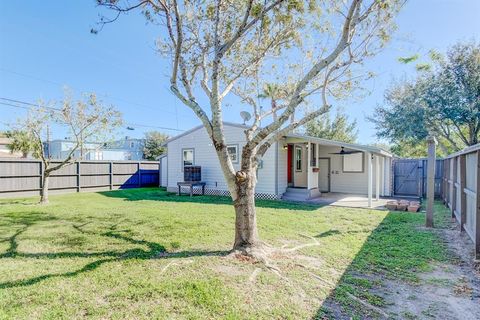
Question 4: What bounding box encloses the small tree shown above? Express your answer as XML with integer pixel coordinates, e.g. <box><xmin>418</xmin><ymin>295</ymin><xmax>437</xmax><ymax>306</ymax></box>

<box><xmin>5</xmin><ymin>130</ymin><xmax>36</xmax><ymax>158</ymax></box>
<box><xmin>97</xmin><ymin>0</ymin><xmax>402</xmax><ymax>258</ymax></box>
<box><xmin>12</xmin><ymin>93</ymin><xmax>122</xmax><ymax>204</ymax></box>
<box><xmin>143</xmin><ymin>131</ymin><xmax>169</xmax><ymax>160</ymax></box>
<box><xmin>304</xmin><ymin>107</ymin><xmax>358</xmax><ymax>143</ymax></box>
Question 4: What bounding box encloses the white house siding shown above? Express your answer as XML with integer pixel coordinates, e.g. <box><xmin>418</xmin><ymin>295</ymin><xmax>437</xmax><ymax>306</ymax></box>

<box><xmin>277</xmin><ymin>137</ymin><xmax>288</xmax><ymax>196</ymax></box>
<box><xmin>165</xmin><ymin>124</ymin><xmax>278</xmax><ymax>199</ymax></box>
<box><xmin>160</xmin><ymin>156</ymin><xmax>168</xmax><ymax>187</ymax></box>
<box><xmin>317</xmin><ymin>145</ymin><xmax>379</xmax><ymax>195</ymax></box>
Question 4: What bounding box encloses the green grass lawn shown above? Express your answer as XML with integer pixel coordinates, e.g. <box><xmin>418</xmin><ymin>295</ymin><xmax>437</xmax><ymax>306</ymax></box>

<box><xmin>0</xmin><ymin>188</ymin><xmax>449</xmax><ymax>319</ymax></box>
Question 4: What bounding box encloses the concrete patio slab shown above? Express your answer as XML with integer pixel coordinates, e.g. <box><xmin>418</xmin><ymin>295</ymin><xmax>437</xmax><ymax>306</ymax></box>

<box><xmin>299</xmin><ymin>192</ymin><xmax>420</xmax><ymax>210</ymax></box>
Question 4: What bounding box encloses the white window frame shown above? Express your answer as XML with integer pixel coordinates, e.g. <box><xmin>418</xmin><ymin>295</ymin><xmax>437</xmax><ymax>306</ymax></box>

<box><xmin>182</xmin><ymin>148</ymin><xmax>194</xmax><ymax>169</ymax></box>
<box><xmin>342</xmin><ymin>152</ymin><xmax>364</xmax><ymax>173</ymax></box>
<box><xmin>227</xmin><ymin>144</ymin><xmax>239</xmax><ymax>163</ymax></box>
<box><xmin>295</xmin><ymin>146</ymin><xmax>303</xmax><ymax>172</ymax></box>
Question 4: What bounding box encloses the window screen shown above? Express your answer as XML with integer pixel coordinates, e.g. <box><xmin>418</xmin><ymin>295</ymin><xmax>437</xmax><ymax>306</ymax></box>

<box><xmin>183</xmin><ymin>149</ymin><xmax>194</xmax><ymax>167</ymax></box>
<box><xmin>342</xmin><ymin>152</ymin><xmax>364</xmax><ymax>172</ymax></box>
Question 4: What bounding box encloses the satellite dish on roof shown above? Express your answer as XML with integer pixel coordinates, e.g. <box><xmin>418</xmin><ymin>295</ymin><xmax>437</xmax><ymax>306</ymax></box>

<box><xmin>240</xmin><ymin>111</ymin><xmax>251</xmax><ymax>124</ymax></box>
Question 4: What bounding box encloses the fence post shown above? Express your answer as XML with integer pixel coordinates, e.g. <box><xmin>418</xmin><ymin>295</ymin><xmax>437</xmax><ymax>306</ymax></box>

<box><xmin>426</xmin><ymin>135</ymin><xmax>436</xmax><ymax>228</ymax></box>
<box><xmin>77</xmin><ymin>161</ymin><xmax>81</xmax><ymax>193</ymax></box>
<box><xmin>138</xmin><ymin>162</ymin><xmax>141</xmax><ymax>187</ymax></box>
<box><xmin>475</xmin><ymin>150</ymin><xmax>480</xmax><ymax>261</ymax></box>
<box><xmin>452</xmin><ymin>157</ymin><xmax>457</xmax><ymax>219</ymax></box>
<box><xmin>109</xmin><ymin>162</ymin><xmax>113</xmax><ymax>190</ymax></box>
<box><xmin>460</xmin><ymin>154</ymin><xmax>466</xmax><ymax>232</ymax></box>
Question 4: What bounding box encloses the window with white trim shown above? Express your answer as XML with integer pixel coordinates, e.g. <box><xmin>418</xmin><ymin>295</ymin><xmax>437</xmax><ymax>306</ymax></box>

<box><xmin>342</xmin><ymin>152</ymin><xmax>364</xmax><ymax>173</ymax></box>
<box><xmin>227</xmin><ymin>145</ymin><xmax>239</xmax><ymax>163</ymax></box>
<box><xmin>295</xmin><ymin>146</ymin><xmax>303</xmax><ymax>171</ymax></box>
<box><xmin>182</xmin><ymin>148</ymin><xmax>194</xmax><ymax>167</ymax></box>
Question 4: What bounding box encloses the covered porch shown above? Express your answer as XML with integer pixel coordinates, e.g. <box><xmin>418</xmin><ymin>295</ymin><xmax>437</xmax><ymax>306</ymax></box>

<box><xmin>280</xmin><ymin>134</ymin><xmax>393</xmax><ymax>208</ymax></box>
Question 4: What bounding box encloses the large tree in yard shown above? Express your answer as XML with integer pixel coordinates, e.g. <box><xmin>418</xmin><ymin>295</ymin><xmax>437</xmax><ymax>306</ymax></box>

<box><xmin>370</xmin><ymin>41</ymin><xmax>480</xmax><ymax>156</ymax></box>
<box><xmin>11</xmin><ymin>93</ymin><xmax>122</xmax><ymax>204</ymax></box>
<box><xmin>96</xmin><ymin>0</ymin><xmax>402</xmax><ymax>258</ymax></box>
<box><xmin>304</xmin><ymin>107</ymin><xmax>358</xmax><ymax>143</ymax></box>
<box><xmin>143</xmin><ymin>130</ymin><xmax>169</xmax><ymax>160</ymax></box>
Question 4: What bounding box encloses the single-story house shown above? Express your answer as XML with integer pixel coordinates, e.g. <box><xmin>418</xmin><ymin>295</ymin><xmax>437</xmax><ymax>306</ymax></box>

<box><xmin>159</xmin><ymin>122</ymin><xmax>393</xmax><ymax>205</ymax></box>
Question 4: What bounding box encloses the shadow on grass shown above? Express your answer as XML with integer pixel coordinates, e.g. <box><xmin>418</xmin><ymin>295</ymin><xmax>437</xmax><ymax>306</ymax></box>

<box><xmin>98</xmin><ymin>187</ymin><xmax>322</xmax><ymax>211</ymax></box>
<box><xmin>0</xmin><ymin>219</ymin><xmax>228</xmax><ymax>289</ymax></box>
<box><xmin>314</xmin><ymin>203</ymin><xmax>450</xmax><ymax>319</ymax></box>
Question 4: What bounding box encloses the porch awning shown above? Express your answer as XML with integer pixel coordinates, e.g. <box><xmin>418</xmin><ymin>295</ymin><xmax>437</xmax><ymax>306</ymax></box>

<box><xmin>285</xmin><ymin>133</ymin><xmax>393</xmax><ymax>158</ymax></box>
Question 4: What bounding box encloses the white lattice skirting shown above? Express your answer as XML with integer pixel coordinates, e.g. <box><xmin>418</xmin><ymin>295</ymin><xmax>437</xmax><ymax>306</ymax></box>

<box><xmin>172</xmin><ymin>186</ymin><xmax>280</xmax><ymax>200</ymax></box>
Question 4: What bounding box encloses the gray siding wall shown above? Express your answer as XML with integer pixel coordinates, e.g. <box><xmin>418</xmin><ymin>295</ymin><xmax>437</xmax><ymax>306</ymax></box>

<box><xmin>166</xmin><ymin>125</ymin><xmax>277</xmax><ymax>195</ymax></box>
<box><xmin>317</xmin><ymin>145</ymin><xmax>379</xmax><ymax>195</ymax></box>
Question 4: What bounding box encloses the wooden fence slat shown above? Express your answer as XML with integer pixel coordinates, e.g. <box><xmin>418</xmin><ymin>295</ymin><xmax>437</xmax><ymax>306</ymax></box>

<box><xmin>452</xmin><ymin>157</ymin><xmax>457</xmax><ymax>218</ymax></box>
<box><xmin>476</xmin><ymin>150</ymin><xmax>480</xmax><ymax>260</ymax></box>
<box><xmin>460</xmin><ymin>154</ymin><xmax>467</xmax><ymax>232</ymax></box>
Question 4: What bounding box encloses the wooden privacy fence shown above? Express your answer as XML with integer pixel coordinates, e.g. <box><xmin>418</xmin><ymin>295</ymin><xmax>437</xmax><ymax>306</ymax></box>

<box><xmin>441</xmin><ymin>144</ymin><xmax>480</xmax><ymax>260</ymax></box>
<box><xmin>0</xmin><ymin>159</ymin><xmax>159</xmax><ymax>198</ymax></box>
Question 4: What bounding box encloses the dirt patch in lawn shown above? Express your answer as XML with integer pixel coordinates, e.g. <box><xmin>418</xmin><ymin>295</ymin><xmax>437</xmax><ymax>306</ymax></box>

<box><xmin>322</xmin><ymin>218</ymin><xmax>480</xmax><ymax>319</ymax></box>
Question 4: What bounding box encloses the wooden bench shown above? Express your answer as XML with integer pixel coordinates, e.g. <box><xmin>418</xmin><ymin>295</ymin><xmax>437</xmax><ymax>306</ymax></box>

<box><xmin>177</xmin><ymin>181</ymin><xmax>206</xmax><ymax>197</ymax></box>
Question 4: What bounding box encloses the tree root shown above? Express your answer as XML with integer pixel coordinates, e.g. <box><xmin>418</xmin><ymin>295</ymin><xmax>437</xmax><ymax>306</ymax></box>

<box><xmin>345</xmin><ymin>292</ymin><xmax>389</xmax><ymax>318</ymax></box>
<box><xmin>231</xmin><ymin>234</ymin><xmax>324</xmax><ymax>282</ymax></box>
<box><xmin>159</xmin><ymin>259</ymin><xmax>193</xmax><ymax>275</ymax></box>
<box><xmin>249</xmin><ymin>267</ymin><xmax>262</xmax><ymax>283</ymax></box>
<box><xmin>278</xmin><ymin>233</ymin><xmax>320</xmax><ymax>253</ymax></box>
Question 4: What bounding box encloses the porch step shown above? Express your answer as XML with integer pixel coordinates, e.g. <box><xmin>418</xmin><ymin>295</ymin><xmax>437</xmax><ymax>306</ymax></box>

<box><xmin>285</xmin><ymin>187</ymin><xmax>309</xmax><ymax>194</ymax></box>
<box><xmin>282</xmin><ymin>188</ymin><xmax>320</xmax><ymax>201</ymax></box>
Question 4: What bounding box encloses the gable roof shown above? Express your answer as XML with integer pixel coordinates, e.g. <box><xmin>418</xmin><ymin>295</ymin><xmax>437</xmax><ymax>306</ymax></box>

<box><xmin>163</xmin><ymin>122</ymin><xmax>392</xmax><ymax>157</ymax></box>
<box><xmin>162</xmin><ymin>122</ymin><xmax>248</xmax><ymax>145</ymax></box>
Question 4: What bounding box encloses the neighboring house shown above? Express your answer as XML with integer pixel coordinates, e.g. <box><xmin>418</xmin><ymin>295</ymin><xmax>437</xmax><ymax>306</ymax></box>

<box><xmin>101</xmin><ymin>137</ymin><xmax>145</xmax><ymax>161</ymax></box>
<box><xmin>46</xmin><ymin>137</ymin><xmax>145</xmax><ymax>161</ymax></box>
<box><xmin>46</xmin><ymin>140</ymin><xmax>102</xmax><ymax>160</ymax></box>
<box><xmin>160</xmin><ymin>122</ymin><xmax>393</xmax><ymax>202</ymax></box>
<box><xmin>0</xmin><ymin>137</ymin><xmax>27</xmax><ymax>158</ymax></box>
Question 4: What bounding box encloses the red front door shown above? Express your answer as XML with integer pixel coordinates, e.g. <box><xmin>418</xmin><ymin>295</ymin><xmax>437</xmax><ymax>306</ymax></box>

<box><xmin>287</xmin><ymin>145</ymin><xmax>293</xmax><ymax>184</ymax></box>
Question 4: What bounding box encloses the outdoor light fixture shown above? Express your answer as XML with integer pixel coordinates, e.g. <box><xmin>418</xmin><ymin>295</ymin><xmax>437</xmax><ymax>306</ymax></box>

<box><xmin>283</xmin><ymin>144</ymin><xmax>288</xmax><ymax>150</ymax></box>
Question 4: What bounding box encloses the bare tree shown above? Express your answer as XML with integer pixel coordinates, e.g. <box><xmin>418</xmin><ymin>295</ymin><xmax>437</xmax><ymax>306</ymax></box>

<box><xmin>12</xmin><ymin>93</ymin><xmax>122</xmax><ymax>204</ymax></box>
<box><xmin>96</xmin><ymin>0</ymin><xmax>402</xmax><ymax>258</ymax></box>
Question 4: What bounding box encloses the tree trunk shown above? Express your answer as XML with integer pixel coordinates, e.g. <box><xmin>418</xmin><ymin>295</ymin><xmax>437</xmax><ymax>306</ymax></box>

<box><xmin>232</xmin><ymin>170</ymin><xmax>261</xmax><ymax>253</ymax></box>
<box><xmin>40</xmin><ymin>173</ymin><xmax>50</xmax><ymax>204</ymax></box>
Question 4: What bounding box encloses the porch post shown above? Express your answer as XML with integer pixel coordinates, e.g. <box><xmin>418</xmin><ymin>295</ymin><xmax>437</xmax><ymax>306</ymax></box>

<box><xmin>381</xmin><ymin>157</ymin><xmax>386</xmax><ymax>196</ymax></box>
<box><xmin>307</xmin><ymin>142</ymin><xmax>311</xmax><ymax>189</ymax></box>
<box><xmin>375</xmin><ymin>155</ymin><xmax>380</xmax><ymax>201</ymax></box>
<box><xmin>367</xmin><ymin>152</ymin><xmax>372</xmax><ymax>208</ymax></box>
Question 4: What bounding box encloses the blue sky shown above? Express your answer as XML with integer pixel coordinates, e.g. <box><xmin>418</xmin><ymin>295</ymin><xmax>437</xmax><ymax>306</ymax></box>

<box><xmin>1</xmin><ymin>0</ymin><xmax>479</xmax><ymax>143</ymax></box>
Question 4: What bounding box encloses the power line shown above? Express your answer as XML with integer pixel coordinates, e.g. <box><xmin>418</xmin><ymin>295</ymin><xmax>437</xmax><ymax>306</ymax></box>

<box><xmin>0</xmin><ymin>98</ymin><xmax>185</xmax><ymax>132</ymax></box>
<box><xmin>0</xmin><ymin>67</ymin><xmax>192</xmax><ymax>119</ymax></box>
<box><xmin>0</xmin><ymin>98</ymin><xmax>61</xmax><ymax>111</ymax></box>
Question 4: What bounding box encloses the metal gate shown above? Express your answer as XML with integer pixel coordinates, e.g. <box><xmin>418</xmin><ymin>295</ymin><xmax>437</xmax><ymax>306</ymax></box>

<box><xmin>393</xmin><ymin>159</ymin><xmax>444</xmax><ymax>198</ymax></box>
